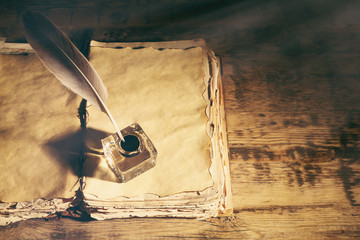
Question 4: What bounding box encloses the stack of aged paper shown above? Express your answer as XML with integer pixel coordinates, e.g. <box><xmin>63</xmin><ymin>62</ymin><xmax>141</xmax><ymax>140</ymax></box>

<box><xmin>0</xmin><ymin>39</ymin><xmax>232</xmax><ymax>225</ymax></box>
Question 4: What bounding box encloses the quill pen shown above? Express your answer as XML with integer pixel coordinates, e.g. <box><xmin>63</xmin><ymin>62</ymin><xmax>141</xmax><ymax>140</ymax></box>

<box><xmin>22</xmin><ymin>11</ymin><xmax>125</xmax><ymax>141</ymax></box>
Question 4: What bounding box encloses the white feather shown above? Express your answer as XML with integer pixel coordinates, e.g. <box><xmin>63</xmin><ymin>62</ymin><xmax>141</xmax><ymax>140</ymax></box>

<box><xmin>23</xmin><ymin>11</ymin><xmax>124</xmax><ymax>141</ymax></box>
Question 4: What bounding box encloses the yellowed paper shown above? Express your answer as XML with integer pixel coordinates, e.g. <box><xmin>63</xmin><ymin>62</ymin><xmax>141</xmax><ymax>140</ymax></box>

<box><xmin>83</xmin><ymin>46</ymin><xmax>213</xmax><ymax>198</ymax></box>
<box><xmin>0</xmin><ymin>54</ymin><xmax>80</xmax><ymax>202</ymax></box>
<box><xmin>0</xmin><ymin>45</ymin><xmax>213</xmax><ymax>203</ymax></box>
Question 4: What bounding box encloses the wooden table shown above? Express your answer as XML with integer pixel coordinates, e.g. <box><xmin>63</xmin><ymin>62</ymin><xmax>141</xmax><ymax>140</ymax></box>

<box><xmin>1</xmin><ymin>1</ymin><xmax>359</xmax><ymax>239</ymax></box>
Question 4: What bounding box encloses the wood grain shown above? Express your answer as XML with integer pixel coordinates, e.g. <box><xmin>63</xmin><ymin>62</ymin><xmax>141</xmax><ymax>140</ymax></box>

<box><xmin>1</xmin><ymin>0</ymin><xmax>360</xmax><ymax>239</ymax></box>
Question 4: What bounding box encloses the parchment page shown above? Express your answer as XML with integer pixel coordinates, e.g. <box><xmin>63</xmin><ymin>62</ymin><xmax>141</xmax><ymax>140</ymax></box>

<box><xmin>0</xmin><ymin>54</ymin><xmax>80</xmax><ymax>202</ymax></box>
<box><xmin>83</xmin><ymin>46</ymin><xmax>213</xmax><ymax>198</ymax></box>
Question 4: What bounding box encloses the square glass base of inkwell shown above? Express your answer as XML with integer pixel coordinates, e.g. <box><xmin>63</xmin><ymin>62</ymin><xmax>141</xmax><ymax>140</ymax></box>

<box><xmin>101</xmin><ymin>123</ymin><xmax>157</xmax><ymax>183</ymax></box>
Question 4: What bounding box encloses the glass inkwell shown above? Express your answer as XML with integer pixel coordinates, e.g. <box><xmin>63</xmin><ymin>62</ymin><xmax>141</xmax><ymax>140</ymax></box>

<box><xmin>101</xmin><ymin>123</ymin><xmax>157</xmax><ymax>183</ymax></box>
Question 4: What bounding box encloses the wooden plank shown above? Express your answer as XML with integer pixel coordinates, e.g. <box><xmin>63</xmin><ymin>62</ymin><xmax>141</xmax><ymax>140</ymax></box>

<box><xmin>222</xmin><ymin>52</ymin><xmax>360</xmax><ymax>206</ymax></box>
